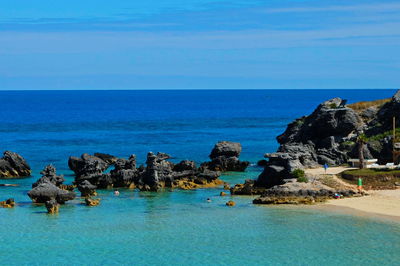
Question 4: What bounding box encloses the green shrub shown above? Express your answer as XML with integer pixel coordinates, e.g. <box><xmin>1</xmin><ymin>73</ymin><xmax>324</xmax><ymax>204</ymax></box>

<box><xmin>292</xmin><ymin>169</ymin><xmax>308</xmax><ymax>182</ymax></box>
<box><xmin>329</xmin><ymin>103</ymin><xmax>338</xmax><ymax>109</ymax></box>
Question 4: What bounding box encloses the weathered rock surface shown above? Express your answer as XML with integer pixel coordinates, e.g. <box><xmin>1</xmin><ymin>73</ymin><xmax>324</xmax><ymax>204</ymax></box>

<box><xmin>253</xmin><ymin>180</ymin><xmax>359</xmax><ymax>205</ymax></box>
<box><xmin>32</xmin><ymin>165</ymin><xmax>65</xmax><ymax>188</ymax></box>
<box><xmin>77</xmin><ymin>180</ymin><xmax>97</xmax><ymax>197</ymax></box>
<box><xmin>28</xmin><ymin>182</ymin><xmax>76</xmax><ymax>204</ymax></box>
<box><xmin>0</xmin><ymin>151</ymin><xmax>31</xmax><ymax>178</ymax></box>
<box><xmin>202</xmin><ymin>141</ymin><xmax>250</xmax><ymax>171</ymax></box>
<box><xmin>68</xmin><ymin>153</ymin><xmax>113</xmax><ymax>178</ymax></box>
<box><xmin>255</xmin><ymin>97</ymin><xmax>364</xmax><ymax>188</ymax></box>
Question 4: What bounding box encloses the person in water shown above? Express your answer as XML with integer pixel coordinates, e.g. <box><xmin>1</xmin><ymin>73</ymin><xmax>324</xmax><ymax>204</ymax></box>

<box><xmin>206</xmin><ymin>198</ymin><xmax>211</xmax><ymax>202</ymax></box>
<box><xmin>114</xmin><ymin>190</ymin><xmax>120</xmax><ymax>196</ymax></box>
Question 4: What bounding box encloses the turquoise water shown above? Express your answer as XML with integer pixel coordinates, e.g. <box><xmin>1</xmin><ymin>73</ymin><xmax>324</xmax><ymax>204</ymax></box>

<box><xmin>1</xmin><ymin>90</ymin><xmax>399</xmax><ymax>265</ymax></box>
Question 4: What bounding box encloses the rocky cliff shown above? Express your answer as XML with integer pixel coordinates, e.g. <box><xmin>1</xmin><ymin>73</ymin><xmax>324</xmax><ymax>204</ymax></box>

<box><xmin>239</xmin><ymin>90</ymin><xmax>400</xmax><ymax>192</ymax></box>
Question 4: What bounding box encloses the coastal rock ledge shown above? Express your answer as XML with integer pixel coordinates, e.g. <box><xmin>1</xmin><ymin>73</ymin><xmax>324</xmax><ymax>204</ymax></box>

<box><xmin>232</xmin><ymin>90</ymin><xmax>400</xmax><ymax>203</ymax></box>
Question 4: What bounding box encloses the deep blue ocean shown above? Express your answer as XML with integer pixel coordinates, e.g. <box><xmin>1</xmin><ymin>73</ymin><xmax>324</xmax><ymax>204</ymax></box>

<box><xmin>1</xmin><ymin>89</ymin><xmax>399</xmax><ymax>265</ymax></box>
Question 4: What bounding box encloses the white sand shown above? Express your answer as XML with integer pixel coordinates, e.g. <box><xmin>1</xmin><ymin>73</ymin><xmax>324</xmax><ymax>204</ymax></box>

<box><xmin>325</xmin><ymin>190</ymin><xmax>400</xmax><ymax>219</ymax></box>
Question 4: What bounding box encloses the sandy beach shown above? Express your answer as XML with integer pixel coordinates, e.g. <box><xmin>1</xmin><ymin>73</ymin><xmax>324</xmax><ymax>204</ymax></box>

<box><xmin>324</xmin><ymin>190</ymin><xmax>400</xmax><ymax>220</ymax></box>
<box><xmin>304</xmin><ymin>167</ymin><xmax>400</xmax><ymax>221</ymax></box>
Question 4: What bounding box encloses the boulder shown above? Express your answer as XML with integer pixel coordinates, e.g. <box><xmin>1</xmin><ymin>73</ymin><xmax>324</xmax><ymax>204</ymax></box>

<box><xmin>202</xmin><ymin>141</ymin><xmax>250</xmax><ymax>172</ymax></box>
<box><xmin>28</xmin><ymin>182</ymin><xmax>76</xmax><ymax>204</ymax></box>
<box><xmin>0</xmin><ymin>151</ymin><xmax>31</xmax><ymax>178</ymax></box>
<box><xmin>109</xmin><ymin>155</ymin><xmax>138</xmax><ymax>187</ymax></box>
<box><xmin>210</xmin><ymin>141</ymin><xmax>242</xmax><ymax>158</ymax></box>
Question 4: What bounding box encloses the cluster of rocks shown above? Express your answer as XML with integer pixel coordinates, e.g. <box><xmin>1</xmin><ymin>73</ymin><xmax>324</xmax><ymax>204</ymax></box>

<box><xmin>69</xmin><ymin>141</ymin><xmax>249</xmax><ymax>195</ymax></box>
<box><xmin>0</xmin><ymin>151</ymin><xmax>31</xmax><ymax>178</ymax></box>
<box><xmin>0</xmin><ymin>198</ymin><xmax>15</xmax><ymax>208</ymax></box>
<box><xmin>231</xmin><ymin>91</ymin><xmax>400</xmax><ymax>200</ymax></box>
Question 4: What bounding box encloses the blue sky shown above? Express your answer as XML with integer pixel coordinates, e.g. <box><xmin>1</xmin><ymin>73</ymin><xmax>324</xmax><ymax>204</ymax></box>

<box><xmin>1</xmin><ymin>0</ymin><xmax>399</xmax><ymax>89</ymax></box>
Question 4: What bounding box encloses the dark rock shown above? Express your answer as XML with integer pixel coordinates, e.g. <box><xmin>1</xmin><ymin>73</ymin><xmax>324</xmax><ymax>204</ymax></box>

<box><xmin>0</xmin><ymin>151</ymin><xmax>31</xmax><ymax>178</ymax></box>
<box><xmin>28</xmin><ymin>182</ymin><xmax>76</xmax><ymax>204</ymax></box>
<box><xmin>93</xmin><ymin>153</ymin><xmax>118</xmax><ymax>165</ymax></box>
<box><xmin>173</xmin><ymin>160</ymin><xmax>197</xmax><ymax>172</ymax></box>
<box><xmin>32</xmin><ymin>165</ymin><xmax>65</xmax><ymax>188</ymax></box>
<box><xmin>110</xmin><ymin>155</ymin><xmax>138</xmax><ymax>188</ymax></box>
<box><xmin>137</xmin><ymin>152</ymin><xmax>174</xmax><ymax>191</ymax></box>
<box><xmin>210</xmin><ymin>141</ymin><xmax>242</xmax><ymax>159</ymax></box>
<box><xmin>45</xmin><ymin>199</ymin><xmax>59</xmax><ymax>214</ymax></box>
<box><xmin>257</xmin><ymin>159</ymin><xmax>268</xmax><ymax>167</ymax></box>
<box><xmin>68</xmin><ymin>153</ymin><xmax>109</xmax><ymax>178</ymax></box>
<box><xmin>77</xmin><ymin>180</ymin><xmax>97</xmax><ymax>197</ymax></box>
<box><xmin>202</xmin><ymin>141</ymin><xmax>250</xmax><ymax>172</ymax></box>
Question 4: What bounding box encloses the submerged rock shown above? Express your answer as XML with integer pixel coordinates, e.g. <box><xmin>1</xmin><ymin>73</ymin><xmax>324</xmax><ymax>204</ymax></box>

<box><xmin>85</xmin><ymin>197</ymin><xmax>100</xmax><ymax>206</ymax></box>
<box><xmin>45</xmin><ymin>199</ymin><xmax>59</xmax><ymax>214</ymax></box>
<box><xmin>0</xmin><ymin>151</ymin><xmax>31</xmax><ymax>178</ymax></box>
<box><xmin>0</xmin><ymin>198</ymin><xmax>15</xmax><ymax>208</ymax></box>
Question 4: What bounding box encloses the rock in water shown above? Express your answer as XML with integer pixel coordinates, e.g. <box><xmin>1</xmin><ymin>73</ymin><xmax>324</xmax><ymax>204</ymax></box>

<box><xmin>226</xmin><ymin>200</ymin><xmax>236</xmax><ymax>206</ymax></box>
<box><xmin>85</xmin><ymin>197</ymin><xmax>100</xmax><ymax>206</ymax></box>
<box><xmin>45</xmin><ymin>199</ymin><xmax>59</xmax><ymax>214</ymax></box>
<box><xmin>77</xmin><ymin>180</ymin><xmax>97</xmax><ymax>197</ymax></box>
<box><xmin>68</xmin><ymin>153</ymin><xmax>111</xmax><ymax>178</ymax></box>
<box><xmin>202</xmin><ymin>141</ymin><xmax>250</xmax><ymax>172</ymax></box>
<box><xmin>28</xmin><ymin>182</ymin><xmax>76</xmax><ymax>204</ymax></box>
<box><xmin>0</xmin><ymin>198</ymin><xmax>15</xmax><ymax>208</ymax></box>
<box><xmin>0</xmin><ymin>151</ymin><xmax>31</xmax><ymax>178</ymax></box>
<box><xmin>32</xmin><ymin>165</ymin><xmax>65</xmax><ymax>188</ymax></box>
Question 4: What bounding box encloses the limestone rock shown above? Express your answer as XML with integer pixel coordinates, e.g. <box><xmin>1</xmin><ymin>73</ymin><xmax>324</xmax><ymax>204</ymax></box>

<box><xmin>0</xmin><ymin>151</ymin><xmax>31</xmax><ymax>178</ymax></box>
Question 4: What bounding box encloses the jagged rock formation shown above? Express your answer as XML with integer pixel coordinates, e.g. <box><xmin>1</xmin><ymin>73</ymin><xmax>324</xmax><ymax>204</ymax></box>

<box><xmin>201</xmin><ymin>141</ymin><xmax>250</xmax><ymax>171</ymax></box>
<box><xmin>32</xmin><ymin>165</ymin><xmax>65</xmax><ymax>188</ymax></box>
<box><xmin>28</xmin><ymin>165</ymin><xmax>76</xmax><ymax>204</ymax></box>
<box><xmin>0</xmin><ymin>151</ymin><xmax>31</xmax><ymax>178</ymax></box>
<box><xmin>233</xmin><ymin>90</ymin><xmax>400</xmax><ymax>199</ymax></box>
<box><xmin>69</xmin><ymin>142</ymin><xmax>246</xmax><ymax>192</ymax></box>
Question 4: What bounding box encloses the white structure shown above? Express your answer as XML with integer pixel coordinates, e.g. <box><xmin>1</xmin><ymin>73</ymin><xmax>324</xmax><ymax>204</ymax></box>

<box><xmin>348</xmin><ymin>159</ymin><xmax>378</xmax><ymax>168</ymax></box>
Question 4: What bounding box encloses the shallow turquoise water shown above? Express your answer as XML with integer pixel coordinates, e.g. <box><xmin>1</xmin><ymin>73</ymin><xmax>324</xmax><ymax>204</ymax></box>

<box><xmin>1</xmin><ymin>90</ymin><xmax>399</xmax><ymax>265</ymax></box>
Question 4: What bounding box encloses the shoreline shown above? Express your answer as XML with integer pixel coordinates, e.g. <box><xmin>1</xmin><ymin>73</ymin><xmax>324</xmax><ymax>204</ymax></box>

<box><xmin>315</xmin><ymin>189</ymin><xmax>400</xmax><ymax>223</ymax></box>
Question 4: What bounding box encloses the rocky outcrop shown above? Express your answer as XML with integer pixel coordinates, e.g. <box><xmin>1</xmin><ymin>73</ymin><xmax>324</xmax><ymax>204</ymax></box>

<box><xmin>45</xmin><ymin>199</ymin><xmax>59</xmax><ymax>214</ymax></box>
<box><xmin>255</xmin><ymin>97</ymin><xmax>363</xmax><ymax>188</ymax></box>
<box><xmin>68</xmin><ymin>153</ymin><xmax>115</xmax><ymax>178</ymax></box>
<box><xmin>77</xmin><ymin>180</ymin><xmax>97</xmax><ymax>197</ymax></box>
<box><xmin>0</xmin><ymin>151</ymin><xmax>31</xmax><ymax>178</ymax></box>
<box><xmin>28</xmin><ymin>182</ymin><xmax>76</xmax><ymax>204</ymax></box>
<box><xmin>253</xmin><ymin>180</ymin><xmax>359</xmax><ymax>205</ymax></box>
<box><xmin>85</xmin><ymin>197</ymin><xmax>100</xmax><ymax>206</ymax></box>
<box><xmin>32</xmin><ymin>165</ymin><xmax>65</xmax><ymax>188</ymax></box>
<box><xmin>201</xmin><ymin>141</ymin><xmax>250</xmax><ymax>171</ymax></box>
<box><xmin>0</xmin><ymin>198</ymin><xmax>15</xmax><ymax>208</ymax></box>
<box><xmin>69</xmin><ymin>142</ymin><xmax>249</xmax><ymax>192</ymax></box>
